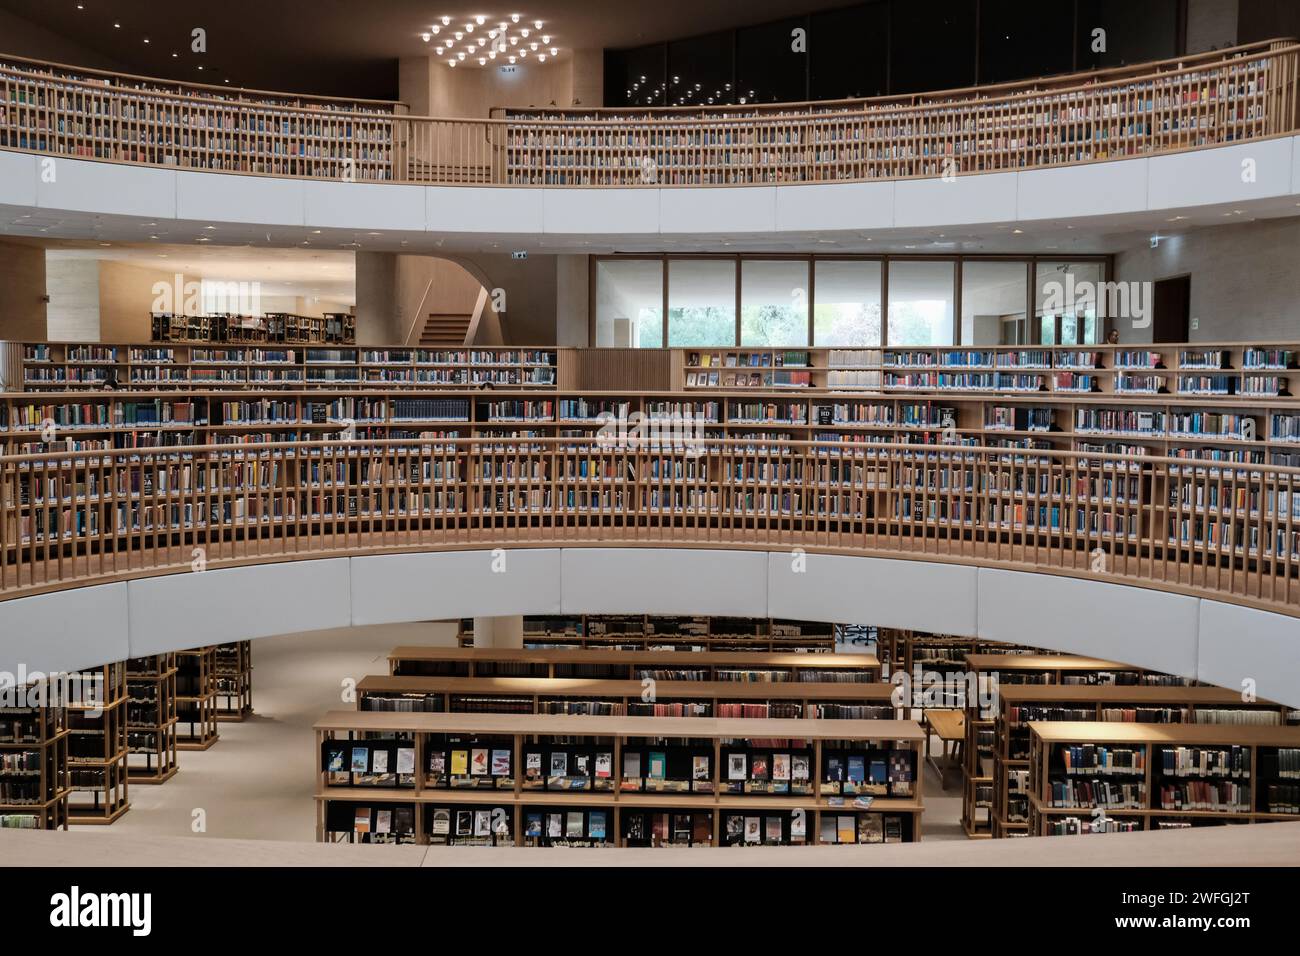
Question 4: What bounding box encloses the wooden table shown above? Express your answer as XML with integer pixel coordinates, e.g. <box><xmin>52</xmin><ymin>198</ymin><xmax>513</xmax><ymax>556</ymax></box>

<box><xmin>923</xmin><ymin>709</ymin><xmax>965</xmax><ymax>791</ymax></box>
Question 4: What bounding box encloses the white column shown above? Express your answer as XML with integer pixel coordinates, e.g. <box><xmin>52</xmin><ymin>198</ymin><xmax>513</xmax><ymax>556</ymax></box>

<box><xmin>472</xmin><ymin>616</ymin><xmax>524</xmax><ymax>648</ymax></box>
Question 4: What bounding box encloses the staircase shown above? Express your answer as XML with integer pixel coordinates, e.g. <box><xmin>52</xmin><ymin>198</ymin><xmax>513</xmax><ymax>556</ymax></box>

<box><xmin>418</xmin><ymin>312</ymin><xmax>474</xmax><ymax>347</ymax></box>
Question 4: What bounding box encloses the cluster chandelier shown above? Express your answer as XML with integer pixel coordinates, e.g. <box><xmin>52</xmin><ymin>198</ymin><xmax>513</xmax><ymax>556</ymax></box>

<box><xmin>420</xmin><ymin>13</ymin><xmax>558</xmax><ymax>67</ymax></box>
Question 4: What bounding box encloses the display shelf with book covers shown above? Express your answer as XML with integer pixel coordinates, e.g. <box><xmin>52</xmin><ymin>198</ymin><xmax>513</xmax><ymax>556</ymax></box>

<box><xmin>991</xmin><ymin>685</ymin><xmax>1296</xmax><ymax>838</ymax></box>
<box><xmin>124</xmin><ymin>654</ymin><xmax>179</xmax><ymax>784</ymax></box>
<box><xmin>457</xmin><ymin>615</ymin><xmax>837</xmax><ymax>651</ymax></box>
<box><xmin>314</xmin><ymin>711</ymin><xmax>924</xmax><ymax>847</ymax></box>
<box><xmin>66</xmin><ymin>663</ymin><xmax>130</xmax><ymax>824</ymax></box>
<box><xmin>0</xmin><ymin>700</ymin><xmax>70</xmax><ymax>831</ymax></box>
<box><xmin>356</xmin><ymin>675</ymin><xmax>900</xmax><ymax>719</ymax></box>
<box><xmin>175</xmin><ymin>647</ymin><xmax>219</xmax><ymax>751</ymax></box>
<box><xmin>1026</xmin><ymin>722</ymin><xmax>1300</xmax><ymax>835</ymax></box>
<box><xmin>958</xmin><ymin>654</ymin><xmax>1186</xmax><ymax>839</ymax></box>
<box><xmin>214</xmin><ymin>641</ymin><xmax>254</xmax><ymax>722</ymax></box>
<box><xmin>387</xmin><ymin>646</ymin><xmax>881</xmax><ymax>682</ymax></box>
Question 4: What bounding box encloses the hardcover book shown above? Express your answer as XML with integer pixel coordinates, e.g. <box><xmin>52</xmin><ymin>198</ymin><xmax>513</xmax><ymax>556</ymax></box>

<box><xmin>351</xmin><ymin>747</ymin><xmax>369</xmax><ymax>773</ymax></box>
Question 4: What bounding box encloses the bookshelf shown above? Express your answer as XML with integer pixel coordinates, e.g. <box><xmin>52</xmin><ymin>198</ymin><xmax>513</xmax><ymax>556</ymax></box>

<box><xmin>10</xmin><ymin>341</ymin><xmax>1300</xmax><ymax>471</ymax></box>
<box><xmin>1027</xmin><ymin>722</ymin><xmax>1300</xmax><ymax>834</ymax></box>
<box><xmin>357</xmin><ymin>675</ymin><xmax>900</xmax><ymax>719</ymax></box>
<box><xmin>66</xmin><ymin>663</ymin><xmax>130</xmax><ymax>824</ymax></box>
<box><xmin>315</xmin><ymin>711</ymin><xmax>924</xmax><ymax>847</ymax></box>
<box><xmin>149</xmin><ymin>313</ymin><xmax>356</xmax><ymax>346</ymax></box>
<box><xmin>175</xmin><ymin>647</ymin><xmax>220</xmax><ymax>751</ymax></box>
<box><xmin>387</xmin><ymin>646</ymin><xmax>881</xmax><ymax>683</ymax></box>
<box><xmin>993</xmin><ymin>685</ymin><xmax>1295</xmax><ymax>838</ymax></box>
<box><xmin>458</xmin><ymin>615</ymin><xmax>836</xmax><ymax>652</ymax></box>
<box><xmin>959</xmin><ymin>654</ymin><xmax>1189</xmax><ymax>838</ymax></box>
<box><xmin>0</xmin><ymin>702</ymin><xmax>69</xmax><ymax>831</ymax></box>
<box><xmin>214</xmin><ymin>641</ymin><xmax>254</xmax><ymax>722</ymax></box>
<box><xmin>124</xmin><ymin>655</ymin><xmax>179</xmax><ymax>784</ymax></box>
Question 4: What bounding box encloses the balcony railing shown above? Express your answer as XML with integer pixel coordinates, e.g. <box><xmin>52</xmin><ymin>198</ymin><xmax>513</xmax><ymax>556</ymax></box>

<box><xmin>2</xmin><ymin>40</ymin><xmax>1297</xmax><ymax>187</ymax></box>
<box><xmin>2</xmin><ymin>437</ymin><xmax>1297</xmax><ymax>618</ymax></box>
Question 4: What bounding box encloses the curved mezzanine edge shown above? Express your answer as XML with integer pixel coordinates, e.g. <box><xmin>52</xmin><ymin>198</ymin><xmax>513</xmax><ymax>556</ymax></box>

<box><xmin>2</xmin><ymin>546</ymin><xmax>1296</xmax><ymax>706</ymax></box>
<box><xmin>2</xmin><ymin>136</ymin><xmax>1299</xmax><ymax>238</ymax></box>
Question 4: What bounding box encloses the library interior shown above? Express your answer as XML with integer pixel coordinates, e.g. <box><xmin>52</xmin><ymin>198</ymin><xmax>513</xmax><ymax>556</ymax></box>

<box><xmin>2</xmin><ymin>0</ymin><xmax>1300</xmax><ymax>881</ymax></box>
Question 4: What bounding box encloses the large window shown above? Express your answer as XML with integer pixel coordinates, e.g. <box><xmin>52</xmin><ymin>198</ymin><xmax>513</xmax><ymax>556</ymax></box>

<box><xmin>960</xmin><ymin>261</ymin><xmax>1028</xmax><ymax>345</ymax></box>
<box><xmin>740</xmin><ymin>260</ymin><xmax>809</xmax><ymax>347</ymax></box>
<box><xmin>594</xmin><ymin>259</ymin><xmax>663</xmax><ymax>347</ymax></box>
<box><xmin>813</xmin><ymin>260</ymin><xmax>882</xmax><ymax>346</ymax></box>
<box><xmin>1036</xmin><ymin>261</ymin><xmax>1106</xmax><ymax>345</ymax></box>
<box><xmin>887</xmin><ymin>261</ymin><xmax>955</xmax><ymax>346</ymax></box>
<box><xmin>667</xmin><ymin>259</ymin><xmax>737</xmax><ymax>346</ymax></box>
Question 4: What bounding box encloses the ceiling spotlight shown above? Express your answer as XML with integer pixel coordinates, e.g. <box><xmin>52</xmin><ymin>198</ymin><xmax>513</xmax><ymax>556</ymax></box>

<box><xmin>538</xmin><ymin>54</ymin><xmax>547</xmax><ymax>62</ymax></box>
<box><xmin>435</xmin><ymin>46</ymin><xmax>443</xmax><ymax>55</ymax></box>
<box><xmin>113</xmin><ymin>21</ymin><xmax>121</xmax><ymax>28</ymax></box>
<box><xmin>457</xmin><ymin>51</ymin><xmax>465</xmax><ymax>59</ymax></box>
<box><xmin>541</xmin><ymin>34</ymin><xmax>550</xmax><ymax>43</ymax></box>
<box><xmin>421</xmin><ymin>33</ymin><xmax>430</xmax><ymax>42</ymax></box>
<box><xmin>549</xmin><ymin>47</ymin><xmax>557</xmax><ymax>55</ymax></box>
<box><xmin>488</xmin><ymin>29</ymin><xmax>497</xmax><ymax>38</ymax></box>
<box><xmin>449</xmin><ymin>59</ymin><xmax>457</xmax><ymax>67</ymax></box>
<box><xmin>520</xmin><ymin>28</ymin><xmax>529</xmax><ymax>37</ymax></box>
<box><xmin>479</xmin><ymin>57</ymin><xmax>486</xmax><ymax>65</ymax></box>
<box><xmin>465</xmin><ymin>23</ymin><xmax>473</xmax><ymax>32</ymax></box>
<box><xmin>529</xmin><ymin>42</ymin><xmax>537</xmax><ymax>50</ymax></box>
<box><xmin>511</xmin><ymin>13</ymin><xmax>520</xmax><ymax>23</ymax></box>
<box><xmin>143</xmin><ymin>37</ymin><xmax>150</xmax><ymax>44</ymax></box>
<box><xmin>475</xmin><ymin>15</ymin><xmax>485</xmax><ymax>25</ymax></box>
<box><xmin>519</xmin><ymin>48</ymin><xmax>527</xmax><ymax>57</ymax></box>
<box><xmin>172</xmin><ymin>52</ymin><xmax>178</xmax><ymax>57</ymax></box>
<box><xmin>477</xmin><ymin>36</ymin><xmax>486</xmax><ymax>46</ymax></box>
<box><xmin>509</xmin><ymin>36</ymin><xmax>518</xmax><ymax>45</ymax></box>
<box><xmin>508</xmin><ymin>55</ymin><xmax>516</xmax><ymax>63</ymax></box>
<box><xmin>432</xmin><ymin>25</ymin><xmax>440</xmax><ymax>34</ymax></box>
<box><xmin>534</xmin><ymin>20</ymin><xmax>543</xmax><ymax>28</ymax></box>
<box><xmin>499</xmin><ymin>22</ymin><xmax>507</xmax><ymax>30</ymax></box>
<box><xmin>488</xmin><ymin>50</ymin><xmax>496</xmax><ymax>59</ymax></box>
<box><xmin>454</xmin><ymin>31</ymin><xmax>462</xmax><ymax>39</ymax></box>
<box><xmin>441</xmin><ymin>16</ymin><xmax>450</xmax><ymax>25</ymax></box>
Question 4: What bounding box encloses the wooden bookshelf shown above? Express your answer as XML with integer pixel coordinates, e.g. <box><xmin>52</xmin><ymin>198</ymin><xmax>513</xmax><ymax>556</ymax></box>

<box><xmin>959</xmin><ymin>654</ymin><xmax>1185</xmax><ymax>839</ymax></box>
<box><xmin>357</xmin><ymin>675</ymin><xmax>900</xmax><ymax>720</ymax></box>
<box><xmin>993</xmin><ymin>685</ymin><xmax>1295</xmax><ymax>838</ymax></box>
<box><xmin>1027</xmin><ymin>722</ymin><xmax>1300</xmax><ymax>834</ymax></box>
<box><xmin>0</xmin><ymin>702</ymin><xmax>69</xmax><ymax>831</ymax></box>
<box><xmin>175</xmin><ymin>648</ymin><xmax>219</xmax><ymax>751</ymax></box>
<box><xmin>66</xmin><ymin>663</ymin><xmax>129</xmax><ymax>824</ymax></box>
<box><xmin>387</xmin><ymin>646</ymin><xmax>881</xmax><ymax>683</ymax></box>
<box><xmin>214</xmin><ymin>641</ymin><xmax>254</xmax><ymax>722</ymax></box>
<box><xmin>125</xmin><ymin>655</ymin><xmax>179</xmax><ymax>784</ymax></box>
<box><xmin>458</xmin><ymin>615</ymin><xmax>835</xmax><ymax>652</ymax></box>
<box><xmin>314</xmin><ymin>711</ymin><xmax>924</xmax><ymax>847</ymax></box>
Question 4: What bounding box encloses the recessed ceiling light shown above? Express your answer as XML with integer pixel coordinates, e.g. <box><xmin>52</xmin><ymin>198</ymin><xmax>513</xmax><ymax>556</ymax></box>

<box><xmin>113</xmin><ymin>22</ymin><xmax>121</xmax><ymax>28</ymax></box>
<box><xmin>441</xmin><ymin>16</ymin><xmax>450</xmax><ymax>25</ymax></box>
<box><xmin>475</xmin><ymin>15</ymin><xmax>485</xmax><ymax>25</ymax></box>
<box><xmin>432</xmin><ymin>25</ymin><xmax>440</xmax><ymax>34</ymax></box>
<box><xmin>422</xmin><ymin>33</ymin><xmax>430</xmax><ymax>42</ymax></box>
<box><xmin>541</xmin><ymin>34</ymin><xmax>550</xmax><ymax>43</ymax></box>
<box><xmin>143</xmin><ymin>37</ymin><xmax>150</xmax><ymax>44</ymax></box>
<box><xmin>511</xmin><ymin>13</ymin><xmax>520</xmax><ymax>23</ymax></box>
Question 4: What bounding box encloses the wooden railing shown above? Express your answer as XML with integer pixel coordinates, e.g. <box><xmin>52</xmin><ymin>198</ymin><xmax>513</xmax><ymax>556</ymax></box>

<box><xmin>2</xmin><ymin>41</ymin><xmax>1298</xmax><ymax>187</ymax></box>
<box><xmin>2</xmin><ymin>437</ymin><xmax>1297</xmax><ymax>616</ymax></box>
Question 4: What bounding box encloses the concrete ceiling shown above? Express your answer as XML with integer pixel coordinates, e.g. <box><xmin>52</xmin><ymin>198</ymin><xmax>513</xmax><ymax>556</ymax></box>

<box><xmin>0</xmin><ymin>0</ymin><xmax>858</xmax><ymax>100</ymax></box>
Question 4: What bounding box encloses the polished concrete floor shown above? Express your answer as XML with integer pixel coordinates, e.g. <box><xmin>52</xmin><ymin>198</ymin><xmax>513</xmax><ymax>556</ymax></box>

<box><xmin>91</xmin><ymin>626</ymin><xmax>965</xmax><ymax>844</ymax></box>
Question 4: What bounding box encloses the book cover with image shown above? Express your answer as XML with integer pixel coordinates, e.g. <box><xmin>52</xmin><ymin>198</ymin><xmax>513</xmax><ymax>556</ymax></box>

<box><xmin>765</xmin><ymin>817</ymin><xmax>783</xmax><ymax>844</ymax></box>
<box><xmin>455</xmin><ymin>810</ymin><xmax>471</xmax><ymax>836</ymax></box>
<box><xmin>326</xmin><ymin>748</ymin><xmax>345</xmax><ymax>772</ymax></box>
<box><xmin>395</xmin><ymin>747</ymin><xmax>415</xmax><ymax>775</ymax></box>
<box><xmin>566</xmin><ymin>812</ymin><xmax>584</xmax><ymax>838</ymax></box>
<box><xmin>473</xmin><ymin>810</ymin><xmax>490</xmax><ymax>836</ymax></box>
<box><xmin>470</xmin><ymin>748</ymin><xmax>489</xmax><ymax>776</ymax></box>
<box><xmin>450</xmin><ymin>750</ymin><xmax>468</xmax><ymax>775</ymax></box>
<box><xmin>353</xmin><ymin>808</ymin><xmax>371</xmax><ymax>834</ymax></box>
<box><xmin>491</xmin><ymin>749</ymin><xmax>511</xmax><ymax>777</ymax></box>
<box><xmin>623</xmin><ymin>751</ymin><xmax>641</xmax><ymax>780</ymax></box>
<box><xmin>772</xmin><ymin>753</ymin><xmax>791</xmax><ymax>780</ymax></box>
<box><xmin>547</xmin><ymin>813</ymin><xmax>563</xmax><ymax>838</ymax></box>
<box><xmin>371</xmin><ymin>750</ymin><xmax>389</xmax><ymax>774</ymax></box>
<box><xmin>847</xmin><ymin>756</ymin><xmax>866</xmax><ymax>784</ymax></box>
<box><xmin>750</xmin><ymin>756</ymin><xmax>769</xmax><ymax>781</ymax></box>
<box><xmin>525</xmin><ymin>813</ymin><xmax>542</xmax><ymax>838</ymax></box>
<box><xmin>838</xmin><ymin>815</ymin><xmax>856</xmax><ymax>844</ymax></box>
<box><xmin>728</xmin><ymin>753</ymin><xmax>747</xmax><ymax>781</ymax></box>
<box><xmin>648</xmin><ymin>751</ymin><xmax>666</xmax><ymax>780</ymax></box>
<box><xmin>792</xmin><ymin>755</ymin><xmax>810</xmax><ymax>781</ymax></box>
<box><xmin>744</xmin><ymin>816</ymin><xmax>761</xmax><ymax>843</ymax></box>
<box><xmin>526</xmin><ymin>752</ymin><xmax>542</xmax><ymax>779</ymax></box>
<box><xmin>575</xmin><ymin>753</ymin><xmax>590</xmax><ymax>778</ymax></box>
<box><xmin>595</xmin><ymin>752</ymin><xmax>612</xmax><ymax>778</ymax></box>
<box><xmin>693</xmin><ymin>754</ymin><xmax>710</xmax><ymax>780</ymax></box>
<box><xmin>550</xmin><ymin>752</ymin><xmax>568</xmax><ymax>777</ymax></box>
<box><xmin>351</xmin><ymin>747</ymin><xmax>369</xmax><ymax>773</ymax></box>
<box><xmin>432</xmin><ymin>808</ymin><xmax>450</xmax><ymax>836</ymax></box>
<box><xmin>375</xmin><ymin>810</ymin><xmax>391</xmax><ymax>834</ymax></box>
<box><xmin>589</xmin><ymin>811</ymin><xmax>607</xmax><ymax>840</ymax></box>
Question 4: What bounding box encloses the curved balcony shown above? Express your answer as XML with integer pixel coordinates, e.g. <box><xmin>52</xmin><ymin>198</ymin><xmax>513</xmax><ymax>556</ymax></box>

<box><xmin>1</xmin><ymin>434</ymin><xmax>1297</xmax><ymax>701</ymax></box>
<box><xmin>2</xmin><ymin>40</ymin><xmax>1298</xmax><ymax>188</ymax></box>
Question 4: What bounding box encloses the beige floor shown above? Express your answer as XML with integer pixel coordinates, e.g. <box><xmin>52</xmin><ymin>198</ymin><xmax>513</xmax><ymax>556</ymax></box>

<box><xmin>92</xmin><ymin>626</ymin><xmax>965</xmax><ymax>844</ymax></box>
